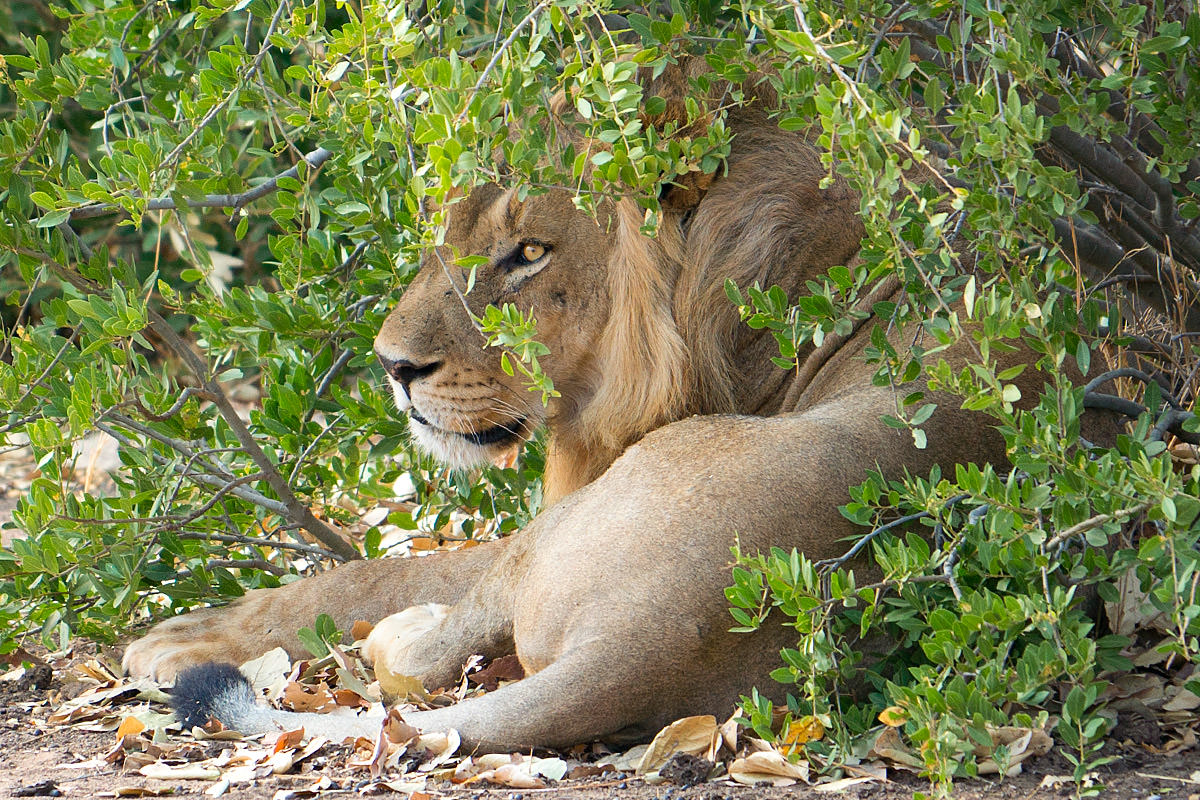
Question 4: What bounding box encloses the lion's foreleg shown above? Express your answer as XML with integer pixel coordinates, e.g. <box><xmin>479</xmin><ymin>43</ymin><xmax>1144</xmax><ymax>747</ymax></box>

<box><xmin>123</xmin><ymin>536</ymin><xmax>516</xmax><ymax>682</ymax></box>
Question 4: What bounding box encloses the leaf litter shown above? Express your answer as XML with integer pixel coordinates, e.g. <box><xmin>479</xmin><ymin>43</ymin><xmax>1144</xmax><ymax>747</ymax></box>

<box><xmin>9</xmin><ymin>518</ymin><xmax>1197</xmax><ymax>799</ymax></box>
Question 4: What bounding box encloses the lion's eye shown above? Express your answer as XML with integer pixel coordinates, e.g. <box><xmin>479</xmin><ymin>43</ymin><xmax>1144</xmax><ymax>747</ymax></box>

<box><xmin>518</xmin><ymin>242</ymin><xmax>547</xmax><ymax>264</ymax></box>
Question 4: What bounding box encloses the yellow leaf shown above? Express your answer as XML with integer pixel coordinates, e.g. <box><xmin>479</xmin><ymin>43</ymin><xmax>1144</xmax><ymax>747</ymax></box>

<box><xmin>115</xmin><ymin>715</ymin><xmax>145</xmax><ymax>740</ymax></box>
<box><xmin>780</xmin><ymin>715</ymin><xmax>824</xmax><ymax>753</ymax></box>
<box><xmin>878</xmin><ymin>706</ymin><xmax>908</xmax><ymax>727</ymax></box>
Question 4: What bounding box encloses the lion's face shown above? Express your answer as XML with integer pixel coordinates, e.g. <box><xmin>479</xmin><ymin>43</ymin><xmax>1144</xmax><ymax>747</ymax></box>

<box><xmin>374</xmin><ymin>186</ymin><xmax>615</xmax><ymax>470</ymax></box>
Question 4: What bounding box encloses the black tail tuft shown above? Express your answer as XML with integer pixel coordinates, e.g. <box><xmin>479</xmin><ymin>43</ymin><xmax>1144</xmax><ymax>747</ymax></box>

<box><xmin>171</xmin><ymin>662</ymin><xmax>255</xmax><ymax>730</ymax></box>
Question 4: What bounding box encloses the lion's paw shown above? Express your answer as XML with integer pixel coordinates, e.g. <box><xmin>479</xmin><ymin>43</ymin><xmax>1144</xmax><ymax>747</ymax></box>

<box><xmin>363</xmin><ymin>603</ymin><xmax>451</xmax><ymax>674</ymax></box>
<box><xmin>123</xmin><ymin>603</ymin><xmax>273</xmax><ymax>683</ymax></box>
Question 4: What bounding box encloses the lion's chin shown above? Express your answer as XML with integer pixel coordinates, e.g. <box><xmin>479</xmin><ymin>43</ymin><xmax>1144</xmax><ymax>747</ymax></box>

<box><xmin>407</xmin><ymin>411</ymin><xmax>525</xmax><ymax>470</ymax></box>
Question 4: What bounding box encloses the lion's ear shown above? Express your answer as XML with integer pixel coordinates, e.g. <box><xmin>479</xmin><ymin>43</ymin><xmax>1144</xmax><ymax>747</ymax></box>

<box><xmin>638</xmin><ymin>56</ymin><xmax>776</xmax><ymax>212</ymax></box>
<box><xmin>660</xmin><ymin>171</ymin><xmax>716</xmax><ymax>212</ymax></box>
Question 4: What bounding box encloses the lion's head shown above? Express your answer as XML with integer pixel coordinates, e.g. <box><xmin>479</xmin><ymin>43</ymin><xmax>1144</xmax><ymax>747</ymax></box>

<box><xmin>374</xmin><ymin>68</ymin><xmax>865</xmax><ymax>503</ymax></box>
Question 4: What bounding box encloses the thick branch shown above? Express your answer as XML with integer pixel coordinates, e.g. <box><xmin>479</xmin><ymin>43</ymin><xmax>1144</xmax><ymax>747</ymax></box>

<box><xmin>142</xmin><ymin>309</ymin><xmax>360</xmax><ymax>560</ymax></box>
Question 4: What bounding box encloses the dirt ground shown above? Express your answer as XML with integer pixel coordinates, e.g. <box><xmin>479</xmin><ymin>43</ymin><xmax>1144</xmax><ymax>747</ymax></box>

<box><xmin>2</xmin><ymin>651</ymin><xmax>1199</xmax><ymax>800</ymax></box>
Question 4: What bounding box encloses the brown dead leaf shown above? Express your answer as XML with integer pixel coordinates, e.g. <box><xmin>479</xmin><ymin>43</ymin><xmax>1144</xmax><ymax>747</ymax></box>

<box><xmin>271</xmin><ymin>728</ymin><xmax>306</xmax><ymax>753</ymax></box>
<box><xmin>334</xmin><ymin>688</ymin><xmax>369</xmax><ymax>707</ymax></box>
<box><xmin>717</xmin><ymin>710</ymin><xmax>742</xmax><ymax>757</ymax></box>
<box><xmin>77</xmin><ymin>658</ymin><xmax>119</xmax><ymax>683</ymax></box>
<box><xmin>351</xmin><ymin>620</ymin><xmax>375</xmax><ymax>641</ymax></box>
<box><xmin>468</xmin><ymin>655</ymin><xmax>525</xmax><ymax>692</ymax></box>
<box><xmin>975</xmin><ymin>726</ymin><xmax>1052</xmax><ymax>776</ymax></box>
<box><xmin>239</xmin><ymin>648</ymin><xmax>292</xmax><ymax>699</ymax></box>
<box><xmin>458</xmin><ymin>757</ymin><xmax>547</xmax><ymax>789</ymax></box>
<box><xmin>868</xmin><ymin>727</ymin><xmax>924</xmax><ymax>771</ymax></box>
<box><xmin>139</xmin><ymin>763</ymin><xmax>222</xmax><ymax>780</ymax></box>
<box><xmin>376</xmin><ymin>669</ymin><xmax>428</xmax><ymax>703</ymax></box>
<box><xmin>728</xmin><ymin>750</ymin><xmax>810</xmax><ymax>786</ymax></box>
<box><xmin>636</xmin><ymin>715</ymin><xmax>718</xmax><ymax>775</ymax></box>
<box><xmin>121</xmin><ymin>751</ymin><xmax>158</xmax><ymax>771</ymax></box>
<box><xmin>282</xmin><ymin>681</ymin><xmax>336</xmax><ymax>713</ymax></box>
<box><xmin>105</xmin><ymin>787</ymin><xmax>175</xmax><ymax>797</ymax></box>
<box><xmin>384</xmin><ymin>707</ymin><xmax>421</xmax><ymax>745</ymax></box>
<box><xmin>416</xmin><ymin>729</ymin><xmax>460</xmax><ymax>770</ymax></box>
<box><xmin>367</xmin><ymin>721</ymin><xmax>392</xmax><ymax>779</ymax></box>
<box><xmin>1164</xmin><ymin>687</ymin><xmax>1200</xmax><ymax>712</ymax></box>
<box><xmin>1106</xmin><ymin>566</ymin><xmax>1166</xmax><ymax>636</ymax></box>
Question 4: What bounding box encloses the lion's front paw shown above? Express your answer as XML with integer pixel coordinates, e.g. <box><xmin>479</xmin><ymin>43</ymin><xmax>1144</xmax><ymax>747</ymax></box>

<box><xmin>122</xmin><ymin>600</ymin><xmax>277</xmax><ymax>683</ymax></box>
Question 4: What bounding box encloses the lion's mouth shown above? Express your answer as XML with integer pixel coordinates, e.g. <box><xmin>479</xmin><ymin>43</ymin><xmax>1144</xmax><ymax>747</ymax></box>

<box><xmin>409</xmin><ymin>409</ymin><xmax>526</xmax><ymax>447</ymax></box>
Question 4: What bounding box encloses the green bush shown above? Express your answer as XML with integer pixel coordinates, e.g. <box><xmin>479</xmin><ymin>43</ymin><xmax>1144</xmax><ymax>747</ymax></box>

<box><xmin>2</xmin><ymin>0</ymin><xmax>1199</xmax><ymax>794</ymax></box>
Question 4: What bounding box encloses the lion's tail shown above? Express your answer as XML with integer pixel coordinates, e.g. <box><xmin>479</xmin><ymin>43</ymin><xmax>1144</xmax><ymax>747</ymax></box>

<box><xmin>171</xmin><ymin>662</ymin><xmax>383</xmax><ymax>740</ymax></box>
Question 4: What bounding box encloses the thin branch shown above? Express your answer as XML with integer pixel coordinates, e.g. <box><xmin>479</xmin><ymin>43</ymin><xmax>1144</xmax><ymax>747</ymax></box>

<box><xmin>65</xmin><ymin>146</ymin><xmax>333</xmax><ymax>220</ymax></box>
<box><xmin>1082</xmin><ymin>392</ymin><xmax>1199</xmax><ymax>444</ymax></box>
<box><xmin>192</xmin><ymin>558</ymin><xmax>288</xmax><ymax>576</ymax></box>
<box><xmin>1084</xmin><ymin>367</ymin><xmax>1181</xmax><ymax>409</ymax></box>
<box><xmin>456</xmin><ymin>1</ymin><xmax>549</xmax><ymax>125</ymax></box>
<box><xmin>141</xmin><ymin>310</ymin><xmax>360</xmax><ymax>560</ymax></box>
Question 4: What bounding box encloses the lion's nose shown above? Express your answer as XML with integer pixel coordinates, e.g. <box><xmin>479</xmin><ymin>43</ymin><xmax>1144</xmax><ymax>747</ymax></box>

<box><xmin>376</xmin><ymin>352</ymin><xmax>441</xmax><ymax>393</ymax></box>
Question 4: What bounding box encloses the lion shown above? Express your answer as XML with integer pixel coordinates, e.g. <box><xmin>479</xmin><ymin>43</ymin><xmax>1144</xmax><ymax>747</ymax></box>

<box><xmin>123</xmin><ymin>59</ymin><xmax>1115</xmax><ymax>752</ymax></box>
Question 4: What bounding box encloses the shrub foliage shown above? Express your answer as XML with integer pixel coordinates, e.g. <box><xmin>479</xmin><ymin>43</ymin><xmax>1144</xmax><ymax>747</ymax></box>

<box><xmin>2</xmin><ymin>0</ymin><xmax>1199</xmax><ymax>790</ymax></box>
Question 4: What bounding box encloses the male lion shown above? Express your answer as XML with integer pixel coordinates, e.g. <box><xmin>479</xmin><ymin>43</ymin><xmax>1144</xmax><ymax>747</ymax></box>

<box><xmin>124</xmin><ymin>62</ymin><xmax>1113</xmax><ymax>751</ymax></box>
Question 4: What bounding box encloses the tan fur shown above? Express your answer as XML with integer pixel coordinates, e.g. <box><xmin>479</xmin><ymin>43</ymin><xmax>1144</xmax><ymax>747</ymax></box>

<box><xmin>122</xmin><ymin>59</ymin><xmax>1118</xmax><ymax>752</ymax></box>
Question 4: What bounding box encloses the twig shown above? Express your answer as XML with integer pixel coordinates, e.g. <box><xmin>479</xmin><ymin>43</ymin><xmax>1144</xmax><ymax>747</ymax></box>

<box><xmin>1043</xmin><ymin>503</ymin><xmax>1152</xmax><ymax>551</ymax></box>
<box><xmin>142</xmin><ymin>310</ymin><xmax>360</xmax><ymax>560</ymax></box>
<box><xmin>156</xmin><ymin>0</ymin><xmax>290</xmax><ymax>171</ymax></box>
<box><xmin>12</xmin><ymin>242</ymin><xmax>359</xmax><ymax>560</ymax></box>
<box><xmin>1083</xmin><ymin>392</ymin><xmax>1199</xmax><ymax>444</ymax></box>
<box><xmin>191</xmin><ymin>558</ymin><xmax>288</xmax><ymax>576</ymax></box>
<box><xmin>93</xmin><ymin>420</ymin><xmax>287</xmax><ymax>516</ymax></box>
<box><xmin>176</xmin><ymin>529</ymin><xmax>338</xmax><ymax>558</ymax></box>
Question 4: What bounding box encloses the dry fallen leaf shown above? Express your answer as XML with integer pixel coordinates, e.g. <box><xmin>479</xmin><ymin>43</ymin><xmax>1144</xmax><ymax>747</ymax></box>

<box><xmin>1163</xmin><ymin>687</ymin><xmax>1200</xmax><ymax>712</ymax></box>
<box><xmin>868</xmin><ymin>727</ymin><xmax>924</xmax><ymax>771</ymax></box>
<box><xmin>239</xmin><ymin>648</ymin><xmax>293</xmax><ymax>699</ymax></box>
<box><xmin>282</xmin><ymin>681</ymin><xmax>336</xmax><ymax>713</ymax></box>
<box><xmin>270</xmin><ymin>728</ymin><xmax>306</xmax><ymax>753</ymax></box>
<box><xmin>728</xmin><ymin>749</ymin><xmax>810</xmax><ymax>786</ymax></box>
<box><xmin>636</xmin><ymin>715</ymin><xmax>718</xmax><ymax>775</ymax></box>
<box><xmin>814</xmin><ymin>776</ymin><xmax>881</xmax><ymax>792</ymax></box>
<box><xmin>975</xmin><ymin>726</ymin><xmax>1052</xmax><ymax>776</ymax></box>
<box><xmin>351</xmin><ymin>620</ymin><xmax>375</xmax><ymax>641</ymax></box>
<box><xmin>478</xmin><ymin>762</ymin><xmax>546</xmax><ymax>789</ymax></box>
<box><xmin>468</xmin><ymin>654</ymin><xmax>525</xmax><ymax>692</ymax></box>
<box><xmin>138</xmin><ymin>762</ymin><xmax>222</xmax><ymax>780</ymax></box>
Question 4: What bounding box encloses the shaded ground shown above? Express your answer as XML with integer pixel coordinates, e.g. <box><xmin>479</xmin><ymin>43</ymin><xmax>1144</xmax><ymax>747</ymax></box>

<box><xmin>2</xmin><ymin>647</ymin><xmax>1198</xmax><ymax>800</ymax></box>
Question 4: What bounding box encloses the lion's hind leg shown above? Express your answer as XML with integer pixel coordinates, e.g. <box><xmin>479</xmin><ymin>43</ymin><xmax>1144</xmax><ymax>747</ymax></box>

<box><xmin>401</xmin><ymin>648</ymin><xmax>661</xmax><ymax>753</ymax></box>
